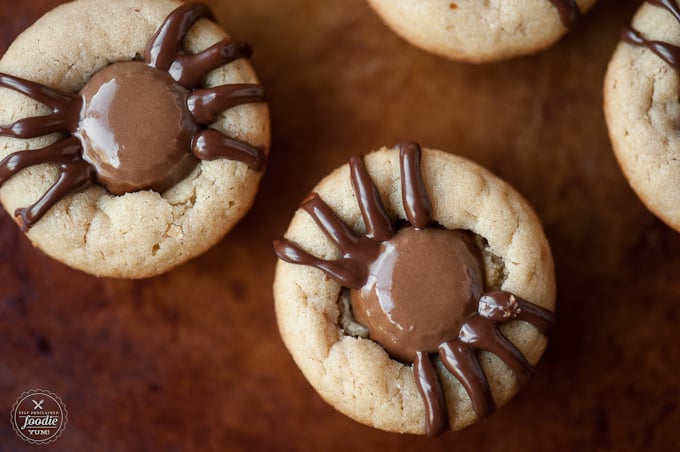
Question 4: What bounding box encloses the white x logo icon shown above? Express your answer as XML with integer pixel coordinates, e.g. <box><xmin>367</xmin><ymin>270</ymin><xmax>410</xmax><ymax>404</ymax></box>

<box><xmin>32</xmin><ymin>399</ymin><xmax>44</xmax><ymax>410</ymax></box>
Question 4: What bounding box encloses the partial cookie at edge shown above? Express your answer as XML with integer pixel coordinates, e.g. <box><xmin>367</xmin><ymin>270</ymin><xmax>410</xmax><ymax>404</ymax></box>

<box><xmin>365</xmin><ymin>0</ymin><xmax>598</xmax><ymax>62</ymax></box>
<box><xmin>604</xmin><ymin>2</ymin><xmax>680</xmax><ymax>232</ymax></box>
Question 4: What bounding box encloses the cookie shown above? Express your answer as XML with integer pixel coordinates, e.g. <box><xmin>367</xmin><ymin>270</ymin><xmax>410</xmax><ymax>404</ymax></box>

<box><xmin>604</xmin><ymin>0</ymin><xmax>680</xmax><ymax>232</ymax></box>
<box><xmin>273</xmin><ymin>143</ymin><xmax>555</xmax><ymax>436</ymax></box>
<box><xmin>0</xmin><ymin>0</ymin><xmax>270</xmax><ymax>278</ymax></box>
<box><xmin>365</xmin><ymin>0</ymin><xmax>598</xmax><ymax>62</ymax></box>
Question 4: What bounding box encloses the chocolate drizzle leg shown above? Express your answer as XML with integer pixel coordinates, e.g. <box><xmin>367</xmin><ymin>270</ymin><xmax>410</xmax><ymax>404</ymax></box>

<box><xmin>0</xmin><ymin>73</ymin><xmax>81</xmax><ymax>137</ymax></box>
<box><xmin>620</xmin><ymin>28</ymin><xmax>680</xmax><ymax>69</ymax></box>
<box><xmin>399</xmin><ymin>141</ymin><xmax>432</xmax><ymax>229</ymax></box>
<box><xmin>349</xmin><ymin>155</ymin><xmax>393</xmax><ymax>241</ymax></box>
<box><xmin>169</xmin><ymin>40</ymin><xmax>253</xmax><ymax>88</ymax></box>
<box><xmin>187</xmin><ymin>84</ymin><xmax>266</xmax><ymax>125</ymax></box>
<box><xmin>273</xmin><ymin>192</ymin><xmax>380</xmax><ymax>289</ymax></box>
<box><xmin>0</xmin><ymin>136</ymin><xmax>94</xmax><ymax>231</ymax></box>
<box><xmin>621</xmin><ymin>0</ymin><xmax>680</xmax><ymax>71</ymax></box>
<box><xmin>0</xmin><ymin>74</ymin><xmax>93</xmax><ymax>229</ymax></box>
<box><xmin>0</xmin><ymin>136</ymin><xmax>81</xmax><ymax>183</ymax></box>
<box><xmin>191</xmin><ymin>129</ymin><xmax>265</xmax><ymax>171</ymax></box>
<box><xmin>0</xmin><ymin>2</ymin><xmax>266</xmax><ymax>229</ymax></box>
<box><xmin>460</xmin><ymin>315</ymin><xmax>534</xmax><ymax>386</ymax></box>
<box><xmin>439</xmin><ymin>340</ymin><xmax>495</xmax><ymax>419</ymax></box>
<box><xmin>15</xmin><ymin>160</ymin><xmax>95</xmax><ymax>231</ymax></box>
<box><xmin>273</xmin><ymin>154</ymin><xmax>402</xmax><ymax>288</ymax></box>
<box><xmin>145</xmin><ymin>2</ymin><xmax>214</xmax><ymax>71</ymax></box>
<box><xmin>547</xmin><ymin>0</ymin><xmax>582</xmax><ymax>27</ymax></box>
<box><xmin>273</xmin><ymin>142</ymin><xmax>555</xmax><ymax>437</ymax></box>
<box><xmin>439</xmin><ymin>291</ymin><xmax>554</xmax><ymax>420</ymax></box>
<box><xmin>414</xmin><ymin>351</ymin><xmax>449</xmax><ymax>438</ymax></box>
<box><xmin>145</xmin><ymin>2</ymin><xmax>257</xmax><ymax>91</ymax></box>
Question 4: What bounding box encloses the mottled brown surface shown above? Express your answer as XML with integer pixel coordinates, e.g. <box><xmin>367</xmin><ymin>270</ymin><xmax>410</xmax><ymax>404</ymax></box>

<box><xmin>0</xmin><ymin>0</ymin><xmax>679</xmax><ymax>451</ymax></box>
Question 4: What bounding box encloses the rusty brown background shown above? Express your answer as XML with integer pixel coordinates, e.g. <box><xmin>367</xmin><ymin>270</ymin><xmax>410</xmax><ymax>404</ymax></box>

<box><xmin>1</xmin><ymin>0</ymin><xmax>679</xmax><ymax>450</ymax></box>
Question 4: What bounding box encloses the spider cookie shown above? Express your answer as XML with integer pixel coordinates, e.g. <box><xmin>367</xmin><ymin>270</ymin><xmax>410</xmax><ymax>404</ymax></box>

<box><xmin>273</xmin><ymin>142</ymin><xmax>555</xmax><ymax>436</ymax></box>
<box><xmin>365</xmin><ymin>0</ymin><xmax>598</xmax><ymax>62</ymax></box>
<box><xmin>605</xmin><ymin>0</ymin><xmax>680</xmax><ymax>232</ymax></box>
<box><xmin>0</xmin><ymin>0</ymin><xmax>269</xmax><ymax>278</ymax></box>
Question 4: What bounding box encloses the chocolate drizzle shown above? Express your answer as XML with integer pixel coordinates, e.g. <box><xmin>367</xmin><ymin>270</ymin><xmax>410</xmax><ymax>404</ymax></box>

<box><xmin>0</xmin><ymin>2</ymin><xmax>266</xmax><ymax>230</ymax></box>
<box><xmin>621</xmin><ymin>0</ymin><xmax>680</xmax><ymax>71</ymax></box>
<box><xmin>145</xmin><ymin>2</ymin><xmax>255</xmax><ymax>89</ymax></box>
<box><xmin>146</xmin><ymin>2</ymin><xmax>215</xmax><ymax>72</ymax></box>
<box><xmin>187</xmin><ymin>84</ymin><xmax>266</xmax><ymax>126</ymax></box>
<box><xmin>0</xmin><ymin>75</ymin><xmax>93</xmax><ymax>230</ymax></box>
<box><xmin>0</xmin><ymin>74</ymin><xmax>82</xmax><ymax>137</ymax></box>
<box><xmin>399</xmin><ymin>142</ymin><xmax>431</xmax><ymax>229</ymax></box>
<box><xmin>349</xmin><ymin>155</ymin><xmax>392</xmax><ymax>241</ymax></box>
<box><xmin>414</xmin><ymin>351</ymin><xmax>449</xmax><ymax>436</ymax></box>
<box><xmin>273</xmin><ymin>142</ymin><xmax>555</xmax><ymax>437</ymax></box>
<box><xmin>548</xmin><ymin>0</ymin><xmax>582</xmax><ymax>27</ymax></box>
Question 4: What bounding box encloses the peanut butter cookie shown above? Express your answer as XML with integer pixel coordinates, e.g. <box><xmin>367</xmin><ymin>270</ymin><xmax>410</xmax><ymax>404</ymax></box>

<box><xmin>605</xmin><ymin>0</ymin><xmax>680</xmax><ymax>232</ymax></box>
<box><xmin>273</xmin><ymin>143</ymin><xmax>555</xmax><ymax>436</ymax></box>
<box><xmin>0</xmin><ymin>0</ymin><xmax>270</xmax><ymax>277</ymax></box>
<box><xmin>366</xmin><ymin>0</ymin><xmax>598</xmax><ymax>62</ymax></box>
